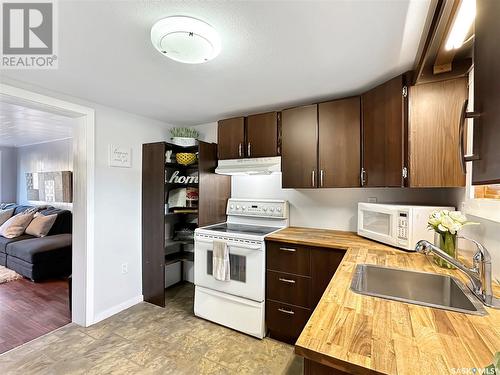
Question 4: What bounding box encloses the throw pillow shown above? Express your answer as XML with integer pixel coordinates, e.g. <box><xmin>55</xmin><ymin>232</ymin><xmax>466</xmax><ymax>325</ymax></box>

<box><xmin>25</xmin><ymin>212</ymin><xmax>57</xmax><ymax>238</ymax></box>
<box><xmin>0</xmin><ymin>212</ymin><xmax>34</xmax><ymax>239</ymax></box>
<box><xmin>0</xmin><ymin>208</ymin><xmax>15</xmax><ymax>226</ymax></box>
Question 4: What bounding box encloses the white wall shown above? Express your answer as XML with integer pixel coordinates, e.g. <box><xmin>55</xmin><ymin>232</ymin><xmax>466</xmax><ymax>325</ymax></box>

<box><xmin>0</xmin><ymin>146</ymin><xmax>17</xmax><ymax>203</ymax></box>
<box><xmin>233</xmin><ymin>173</ymin><xmax>458</xmax><ymax>230</ymax></box>
<box><xmin>91</xmin><ymin>105</ymin><xmax>172</xmax><ymax>318</ymax></box>
<box><xmin>193</xmin><ymin>122</ymin><xmax>217</xmax><ymax>143</ymax></box>
<box><xmin>1</xmin><ymin>77</ymin><xmax>174</xmax><ymax>324</ymax></box>
<box><xmin>451</xmin><ymin>189</ymin><xmax>500</xmax><ymax>281</ymax></box>
<box><xmin>16</xmin><ymin>138</ymin><xmax>73</xmax><ymax>208</ymax></box>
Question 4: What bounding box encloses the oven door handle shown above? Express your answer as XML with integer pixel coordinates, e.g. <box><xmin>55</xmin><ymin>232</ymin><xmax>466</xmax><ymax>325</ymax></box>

<box><xmin>195</xmin><ymin>238</ymin><xmax>262</xmax><ymax>251</ymax></box>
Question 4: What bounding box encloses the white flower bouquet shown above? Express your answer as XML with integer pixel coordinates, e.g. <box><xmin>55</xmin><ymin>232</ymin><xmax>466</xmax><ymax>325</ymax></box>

<box><xmin>427</xmin><ymin>210</ymin><xmax>478</xmax><ymax>269</ymax></box>
<box><xmin>427</xmin><ymin>210</ymin><xmax>477</xmax><ymax>234</ymax></box>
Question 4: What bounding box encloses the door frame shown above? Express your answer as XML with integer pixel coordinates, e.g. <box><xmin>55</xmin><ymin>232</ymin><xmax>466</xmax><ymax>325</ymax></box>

<box><xmin>0</xmin><ymin>83</ymin><xmax>95</xmax><ymax>327</ymax></box>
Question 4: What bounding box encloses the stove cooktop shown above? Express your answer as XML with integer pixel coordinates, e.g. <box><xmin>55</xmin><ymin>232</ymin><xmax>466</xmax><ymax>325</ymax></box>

<box><xmin>204</xmin><ymin>223</ymin><xmax>281</xmax><ymax>236</ymax></box>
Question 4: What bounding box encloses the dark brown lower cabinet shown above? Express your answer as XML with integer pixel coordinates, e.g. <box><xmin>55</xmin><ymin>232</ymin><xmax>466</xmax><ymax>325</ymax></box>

<box><xmin>310</xmin><ymin>247</ymin><xmax>345</xmax><ymax>306</ymax></box>
<box><xmin>266</xmin><ymin>300</ymin><xmax>311</xmax><ymax>344</ymax></box>
<box><xmin>267</xmin><ymin>270</ymin><xmax>311</xmax><ymax>307</ymax></box>
<box><xmin>265</xmin><ymin>241</ymin><xmax>344</xmax><ymax>344</ymax></box>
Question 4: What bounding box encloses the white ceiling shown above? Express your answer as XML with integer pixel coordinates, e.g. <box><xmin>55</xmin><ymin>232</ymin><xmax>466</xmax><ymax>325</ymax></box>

<box><xmin>0</xmin><ymin>100</ymin><xmax>74</xmax><ymax>147</ymax></box>
<box><xmin>1</xmin><ymin>1</ymin><xmax>431</xmax><ymax>126</ymax></box>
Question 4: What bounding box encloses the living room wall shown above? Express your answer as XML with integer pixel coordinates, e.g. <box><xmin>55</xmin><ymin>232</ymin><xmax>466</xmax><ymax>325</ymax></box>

<box><xmin>16</xmin><ymin>138</ymin><xmax>73</xmax><ymax>209</ymax></box>
<box><xmin>0</xmin><ymin>146</ymin><xmax>17</xmax><ymax>203</ymax></box>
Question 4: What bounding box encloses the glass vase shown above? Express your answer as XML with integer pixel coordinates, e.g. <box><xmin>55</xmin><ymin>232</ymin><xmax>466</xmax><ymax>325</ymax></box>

<box><xmin>433</xmin><ymin>231</ymin><xmax>457</xmax><ymax>269</ymax></box>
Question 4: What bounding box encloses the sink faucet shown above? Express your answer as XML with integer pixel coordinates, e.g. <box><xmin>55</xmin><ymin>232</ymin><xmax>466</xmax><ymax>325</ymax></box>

<box><xmin>415</xmin><ymin>237</ymin><xmax>500</xmax><ymax>309</ymax></box>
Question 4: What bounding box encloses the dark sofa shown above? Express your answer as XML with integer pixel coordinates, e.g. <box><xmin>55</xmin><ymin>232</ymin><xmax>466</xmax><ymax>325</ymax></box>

<box><xmin>0</xmin><ymin>204</ymin><xmax>72</xmax><ymax>281</ymax></box>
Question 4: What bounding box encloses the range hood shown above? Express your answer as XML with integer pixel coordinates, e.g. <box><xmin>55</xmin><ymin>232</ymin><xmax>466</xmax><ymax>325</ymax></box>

<box><xmin>215</xmin><ymin>157</ymin><xmax>281</xmax><ymax>176</ymax></box>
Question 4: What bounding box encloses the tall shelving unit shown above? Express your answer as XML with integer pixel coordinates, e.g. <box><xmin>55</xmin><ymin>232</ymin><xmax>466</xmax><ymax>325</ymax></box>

<box><xmin>142</xmin><ymin>141</ymin><xmax>230</xmax><ymax>307</ymax></box>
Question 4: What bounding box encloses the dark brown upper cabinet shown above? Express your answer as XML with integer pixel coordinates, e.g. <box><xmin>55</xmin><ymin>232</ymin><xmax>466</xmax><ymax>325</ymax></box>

<box><xmin>246</xmin><ymin>112</ymin><xmax>279</xmax><ymax>158</ymax></box>
<box><xmin>471</xmin><ymin>0</ymin><xmax>500</xmax><ymax>185</ymax></box>
<box><xmin>281</xmin><ymin>105</ymin><xmax>318</xmax><ymax>188</ymax></box>
<box><xmin>409</xmin><ymin>78</ymin><xmax>467</xmax><ymax>187</ymax></box>
<box><xmin>217</xmin><ymin>117</ymin><xmax>245</xmax><ymax>160</ymax></box>
<box><xmin>318</xmin><ymin>97</ymin><xmax>361</xmax><ymax>187</ymax></box>
<box><xmin>218</xmin><ymin>112</ymin><xmax>278</xmax><ymax>160</ymax></box>
<box><xmin>362</xmin><ymin>75</ymin><xmax>408</xmax><ymax>187</ymax></box>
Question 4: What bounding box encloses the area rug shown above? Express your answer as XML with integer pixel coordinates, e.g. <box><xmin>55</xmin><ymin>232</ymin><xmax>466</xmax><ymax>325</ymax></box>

<box><xmin>0</xmin><ymin>265</ymin><xmax>23</xmax><ymax>284</ymax></box>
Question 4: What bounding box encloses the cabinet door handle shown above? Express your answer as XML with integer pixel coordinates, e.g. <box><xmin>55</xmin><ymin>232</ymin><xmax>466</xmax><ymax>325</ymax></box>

<box><xmin>247</xmin><ymin>142</ymin><xmax>251</xmax><ymax>157</ymax></box>
<box><xmin>459</xmin><ymin>99</ymin><xmax>481</xmax><ymax>174</ymax></box>
<box><xmin>238</xmin><ymin>143</ymin><xmax>243</xmax><ymax>157</ymax></box>
<box><xmin>279</xmin><ymin>247</ymin><xmax>296</xmax><ymax>252</ymax></box>
<box><xmin>278</xmin><ymin>308</ymin><xmax>295</xmax><ymax>315</ymax></box>
<box><xmin>360</xmin><ymin>168</ymin><xmax>366</xmax><ymax>187</ymax></box>
<box><xmin>278</xmin><ymin>277</ymin><xmax>296</xmax><ymax>284</ymax></box>
<box><xmin>311</xmin><ymin>170</ymin><xmax>316</xmax><ymax>187</ymax></box>
<box><xmin>320</xmin><ymin>170</ymin><xmax>324</xmax><ymax>187</ymax></box>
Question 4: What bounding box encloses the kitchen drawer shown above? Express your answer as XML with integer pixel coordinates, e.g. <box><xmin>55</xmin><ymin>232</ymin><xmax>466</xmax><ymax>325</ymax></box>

<box><xmin>266</xmin><ymin>241</ymin><xmax>311</xmax><ymax>276</ymax></box>
<box><xmin>267</xmin><ymin>270</ymin><xmax>311</xmax><ymax>308</ymax></box>
<box><xmin>266</xmin><ymin>299</ymin><xmax>311</xmax><ymax>344</ymax></box>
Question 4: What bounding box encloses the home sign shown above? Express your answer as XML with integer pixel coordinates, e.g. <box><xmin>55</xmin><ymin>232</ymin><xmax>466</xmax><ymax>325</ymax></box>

<box><xmin>168</xmin><ymin>170</ymin><xmax>199</xmax><ymax>184</ymax></box>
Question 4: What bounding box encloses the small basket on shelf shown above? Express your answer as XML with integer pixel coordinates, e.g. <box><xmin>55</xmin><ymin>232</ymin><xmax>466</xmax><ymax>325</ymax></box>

<box><xmin>176</xmin><ymin>152</ymin><xmax>197</xmax><ymax>166</ymax></box>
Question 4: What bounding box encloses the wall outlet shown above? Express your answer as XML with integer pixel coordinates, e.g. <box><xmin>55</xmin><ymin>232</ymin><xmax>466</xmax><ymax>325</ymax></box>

<box><xmin>121</xmin><ymin>263</ymin><xmax>128</xmax><ymax>274</ymax></box>
<box><xmin>368</xmin><ymin>197</ymin><xmax>377</xmax><ymax>203</ymax></box>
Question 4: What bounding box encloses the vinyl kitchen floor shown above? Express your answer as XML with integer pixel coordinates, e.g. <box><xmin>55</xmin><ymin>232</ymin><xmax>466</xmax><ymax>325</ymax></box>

<box><xmin>0</xmin><ymin>283</ymin><xmax>303</xmax><ymax>374</ymax></box>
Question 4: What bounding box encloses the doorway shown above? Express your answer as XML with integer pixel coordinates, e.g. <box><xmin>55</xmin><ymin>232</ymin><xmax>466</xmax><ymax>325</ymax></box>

<box><xmin>0</xmin><ymin>83</ymin><xmax>95</xmax><ymax>332</ymax></box>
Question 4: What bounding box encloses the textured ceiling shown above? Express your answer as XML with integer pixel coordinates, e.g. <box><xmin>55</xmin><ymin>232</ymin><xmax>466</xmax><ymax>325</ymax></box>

<box><xmin>0</xmin><ymin>101</ymin><xmax>73</xmax><ymax>147</ymax></box>
<box><xmin>1</xmin><ymin>1</ymin><xmax>430</xmax><ymax>125</ymax></box>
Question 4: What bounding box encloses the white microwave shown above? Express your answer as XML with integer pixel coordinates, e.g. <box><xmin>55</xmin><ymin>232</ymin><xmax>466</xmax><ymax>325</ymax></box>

<box><xmin>357</xmin><ymin>203</ymin><xmax>454</xmax><ymax>251</ymax></box>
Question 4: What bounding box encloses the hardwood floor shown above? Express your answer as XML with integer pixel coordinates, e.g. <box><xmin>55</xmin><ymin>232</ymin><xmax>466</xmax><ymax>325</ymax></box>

<box><xmin>0</xmin><ymin>278</ymin><xmax>70</xmax><ymax>354</ymax></box>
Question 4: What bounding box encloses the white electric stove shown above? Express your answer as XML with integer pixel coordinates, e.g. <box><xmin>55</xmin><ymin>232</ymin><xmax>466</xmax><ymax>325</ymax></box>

<box><xmin>194</xmin><ymin>198</ymin><xmax>289</xmax><ymax>338</ymax></box>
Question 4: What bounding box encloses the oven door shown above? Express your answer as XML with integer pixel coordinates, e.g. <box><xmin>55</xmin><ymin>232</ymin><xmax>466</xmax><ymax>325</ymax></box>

<box><xmin>194</xmin><ymin>235</ymin><xmax>265</xmax><ymax>302</ymax></box>
<box><xmin>357</xmin><ymin>204</ymin><xmax>398</xmax><ymax>247</ymax></box>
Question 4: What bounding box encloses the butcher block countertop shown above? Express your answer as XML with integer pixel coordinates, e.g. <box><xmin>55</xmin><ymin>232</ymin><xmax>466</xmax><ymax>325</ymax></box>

<box><xmin>265</xmin><ymin>227</ymin><xmax>500</xmax><ymax>374</ymax></box>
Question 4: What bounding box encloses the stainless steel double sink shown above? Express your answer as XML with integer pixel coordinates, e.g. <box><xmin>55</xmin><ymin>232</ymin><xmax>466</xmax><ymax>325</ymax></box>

<box><xmin>350</xmin><ymin>264</ymin><xmax>487</xmax><ymax>315</ymax></box>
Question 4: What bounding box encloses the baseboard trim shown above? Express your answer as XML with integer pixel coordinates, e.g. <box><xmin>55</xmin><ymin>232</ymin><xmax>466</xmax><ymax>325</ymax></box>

<box><xmin>92</xmin><ymin>295</ymin><xmax>143</xmax><ymax>325</ymax></box>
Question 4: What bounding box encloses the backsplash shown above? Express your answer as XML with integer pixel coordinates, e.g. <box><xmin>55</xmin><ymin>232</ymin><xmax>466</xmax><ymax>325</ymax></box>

<box><xmin>232</xmin><ymin>173</ymin><xmax>460</xmax><ymax>231</ymax></box>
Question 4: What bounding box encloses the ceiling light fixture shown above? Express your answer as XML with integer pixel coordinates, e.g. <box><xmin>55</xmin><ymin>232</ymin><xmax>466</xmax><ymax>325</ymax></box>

<box><xmin>150</xmin><ymin>16</ymin><xmax>221</xmax><ymax>64</ymax></box>
<box><xmin>445</xmin><ymin>0</ymin><xmax>476</xmax><ymax>51</ymax></box>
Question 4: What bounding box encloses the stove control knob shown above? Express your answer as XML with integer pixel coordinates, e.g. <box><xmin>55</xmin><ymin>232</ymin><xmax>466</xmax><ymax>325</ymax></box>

<box><xmin>230</xmin><ymin>204</ymin><xmax>234</xmax><ymax>210</ymax></box>
<box><xmin>236</xmin><ymin>205</ymin><xmax>240</xmax><ymax>210</ymax></box>
<box><xmin>269</xmin><ymin>207</ymin><xmax>275</xmax><ymax>212</ymax></box>
<box><xmin>262</xmin><ymin>207</ymin><xmax>267</xmax><ymax>212</ymax></box>
<box><xmin>242</xmin><ymin>206</ymin><xmax>246</xmax><ymax>210</ymax></box>
<box><xmin>277</xmin><ymin>207</ymin><xmax>282</xmax><ymax>212</ymax></box>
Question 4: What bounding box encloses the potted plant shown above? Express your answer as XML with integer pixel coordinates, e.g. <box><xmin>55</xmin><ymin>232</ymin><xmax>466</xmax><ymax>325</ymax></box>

<box><xmin>170</xmin><ymin>127</ymin><xmax>200</xmax><ymax>147</ymax></box>
<box><xmin>427</xmin><ymin>210</ymin><xmax>478</xmax><ymax>269</ymax></box>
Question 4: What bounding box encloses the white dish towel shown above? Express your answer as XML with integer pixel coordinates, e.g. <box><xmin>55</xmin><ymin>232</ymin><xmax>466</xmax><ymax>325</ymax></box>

<box><xmin>212</xmin><ymin>240</ymin><xmax>230</xmax><ymax>282</ymax></box>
